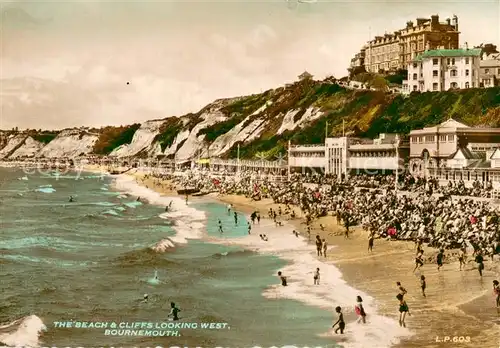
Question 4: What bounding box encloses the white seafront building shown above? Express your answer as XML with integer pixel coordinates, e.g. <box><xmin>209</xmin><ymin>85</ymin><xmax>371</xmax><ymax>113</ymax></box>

<box><xmin>288</xmin><ymin>133</ymin><xmax>410</xmax><ymax>177</ymax></box>
<box><xmin>402</xmin><ymin>47</ymin><xmax>482</xmax><ymax>94</ymax></box>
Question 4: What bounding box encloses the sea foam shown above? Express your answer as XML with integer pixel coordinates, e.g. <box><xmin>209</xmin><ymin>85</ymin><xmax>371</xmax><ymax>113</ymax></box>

<box><xmin>113</xmin><ymin>175</ymin><xmax>206</xmax><ymax>247</ymax></box>
<box><xmin>213</xmin><ymin>219</ymin><xmax>414</xmax><ymax>348</ymax></box>
<box><xmin>0</xmin><ymin>314</ymin><xmax>47</xmax><ymax>348</ymax></box>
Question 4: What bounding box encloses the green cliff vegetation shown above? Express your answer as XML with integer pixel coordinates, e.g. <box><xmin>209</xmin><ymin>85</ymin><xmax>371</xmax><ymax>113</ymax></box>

<box><xmin>31</xmin><ymin>131</ymin><xmax>59</xmax><ymax>144</ymax></box>
<box><xmin>93</xmin><ymin>124</ymin><xmax>141</xmax><ymax>154</ymax></box>
<box><xmin>154</xmin><ymin>118</ymin><xmax>184</xmax><ymax>151</ymax></box>
<box><xmin>221</xmin><ymin>81</ymin><xmax>500</xmax><ymax>159</ymax></box>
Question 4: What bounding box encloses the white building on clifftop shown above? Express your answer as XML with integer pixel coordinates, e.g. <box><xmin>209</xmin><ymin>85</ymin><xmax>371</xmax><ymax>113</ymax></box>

<box><xmin>402</xmin><ymin>47</ymin><xmax>481</xmax><ymax>94</ymax></box>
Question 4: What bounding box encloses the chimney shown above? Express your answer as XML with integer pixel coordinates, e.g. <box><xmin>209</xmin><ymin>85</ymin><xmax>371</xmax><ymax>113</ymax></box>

<box><xmin>452</xmin><ymin>15</ymin><xmax>458</xmax><ymax>31</ymax></box>
<box><xmin>465</xmin><ymin>42</ymin><xmax>468</xmax><ymax>50</ymax></box>
<box><xmin>446</xmin><ymin>18</ymin><xmax>450</xmax><ymax>25</ymax></box>
<box><xmin>406</xmin><ymin>21</ymin><xmax>413</xmax><ymax>29</ymax></box>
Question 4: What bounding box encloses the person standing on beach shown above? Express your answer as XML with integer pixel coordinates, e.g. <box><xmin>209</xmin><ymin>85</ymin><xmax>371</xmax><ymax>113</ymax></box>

<box><xmin>344</xmin><ymin>214</ymin><xmax>350</xmax><ymax>239</ymax></box>
<box><xmin>322</xmin><ymin>239</ymin><xmax>327</xmax><ymax>257</ymax></box>
<box><xmin>218</xmin><ymin>220</ymin><xmax>223</xmax><ymax>234</ymax></box>
<box><xmin>475</xmin><ymin>252</ymin><xmax>484</xmax><ymax>277</ymax></box>
<box><xmin>313</xmin><ymin>268</ymin><xmax>320</xmax><ymax>285</ymax></box>
<box><xmin>316</xmin><ymin>235</ymin><xmax>323</xmax><ymax>257</ymax></box>
<box><xmin>185</xmin><ymin>194</ymin><xmax>188</xmax><ymax>205</ymax></box>
<box><xmin>413</xmin><ymin>251</ymin><xmax>424</xmax><ymax>273</ymax></box>
<box><xmin>332</xmin><ymin>306</ymin><xmax>345</xmax><ymax>334</ymax></box>
<box><xmin>396</xmin><ymin>293</ymin><xmax>410</xmax><ymax>327</ymax></box>
<box><xmin>277</xmin><ymin>271</ymin><xmax>287</xmax><ymax>286</ymax></box>
<box><xmin>227</xmin><ymin>204</ymin><xmax>231</xmax><ymax>215</ymax></box>
<box><xmin>257</xmin><ymin>213</ymin><xmax>261</xmax><ymax>224</ymax></box>
<box><xmin>458</xmin><ymin>247</ymin><xmax>466</xmax><ymax>271</ymax></box>
<box><xmin>436</xmin><ymin>249</ymin><xmax>444</xmax><ymax>271</ymax></box>
<box><xmin>396</xmin><ymin>282</ymin><xmax>407</xmax><ymax>298</ymax></box>
<box><xmin>234</xmin><ymin>211</ymin><xmax>238</xmax><ymax>225</ymax></box>
<box><xmin>420</xmin><ymin>275</ymin><xmax>426</xmax><ymax>297</ymax></box>
<box><xmin>355</xmin><ymin>296</ymin><xmax>366</xmax><ymax>324</ymax></box>
<box><xmin>368</xmin><ymin>234</ymin><xmax>374</xmax><ymax>252</ymax></box>
<box><xmin>247</xmin><ymin>221</ymin><xmax>251</xmax><ymax>235</ymax></box>
<box><xmin>493</xmin><ymin>280</ymin><xmax>500</xmax><ymax>308</ymax></box>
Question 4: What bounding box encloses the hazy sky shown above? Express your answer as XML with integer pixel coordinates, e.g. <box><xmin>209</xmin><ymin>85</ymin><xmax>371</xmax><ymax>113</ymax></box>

<box><xmin>1</xmin><ymin>0</ymin><xmax>499</xmax><ymax>129</ymax></box>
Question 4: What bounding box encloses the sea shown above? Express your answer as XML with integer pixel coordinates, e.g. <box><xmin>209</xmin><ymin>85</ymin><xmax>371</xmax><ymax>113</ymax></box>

<box><xmin>0</xmin><ymin>167</ymin><xmax>411</xmax><ymax>348</ymax></box>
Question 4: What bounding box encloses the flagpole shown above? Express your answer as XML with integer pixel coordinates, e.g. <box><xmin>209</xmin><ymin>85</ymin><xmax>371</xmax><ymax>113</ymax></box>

<box><xmin>237</xmin><ymin>143</ymin><xmax>240</xmax><ymax>175</ymax></box>
<box><xmin>287</xmin><ymin>140</ymin><xmax>291</xmax><ymax>181</ymax></box>
<box><xmin>395</xmin><ymin>135</ymin><xmax>400</xmax><ymax>196</ymax></box>
<box><xmin>325</xmin><ymin>121</ymin><xmax>329</xmax><ymax>140</ymax></box>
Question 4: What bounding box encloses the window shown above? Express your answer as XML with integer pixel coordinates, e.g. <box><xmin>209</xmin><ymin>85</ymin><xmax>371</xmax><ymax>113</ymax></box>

<box><xmin>447</xmin><ymin>58</ymin><xmax>450</xmax><ymax>65</ymax></box>
<box><xmin>413</xmin><ymin>62</ymin><xmax>418</xmax><ymax>68</ymax></box>
<box><xmin>433</xmin><ymin>70</ymin><xmax>439</xmax><ymax>77</ymax></box>
<box><xmin>450</xmin><ymin>82</ymin><xmax>458</xmax><ymax>89</ymax></box>
<box><xmin>433</xmin><ymin>82</ymin><xmax>439</xmax><ymax>91</ymax></box>
<box><xmin>413</xmin><ymin>85</ymin><xmax>417</xmax><ymax>91</ymax></box>
<box><xmin>465</xmin><ymin>82</ymin><xmax>470</xmax><ymax>88</ymax></box>
<box><xmin>419</xmin><ymin>136</ymin><xmax>423</xmax><ymax>143</ymax></box>
<box><xmin>448</xmin><ymin>135</ymin><xmax>454</xmax><ymax>141</ymax></box>
<box><xmin>451</xmin><ymin>58</ymin><xmax>455</xmax><ymax>65</ymax></box>
<box><xmin>465</xmin><ymin>69</ymin><xmax>469</xmax><ymax>76</ymax></box>
<box><xmin>485</xmin><ymin>68</ymin><xmax>490</xmax><ymax>74</ymax></box>
<box><xmin>451</xmin><ymin>69</ymin><xmax>457</xmax><ymax>77</ymax></box>
<box><xmin>413</xmin><ymin>73</ymin><xmax>417</xmax><ymax>80</ymax></box>
<box><xmin>465</xmin><ymin>57</ymin><xmax>469</xmax><ymax>64</ymax></box>
<box><xmin>498</xmin><ymin>68</ymin><xmax>500</xmax><ymax>74</ymax></box>
<box><xmin>439</xmin><ymin>135</ymin><xmax>447</xmax><ymax>142</ymax></box>
<box><xmin>426</xmin><ymin>135</ymin><xmax>435</xmax><ymax>142</ymax></box>
<box><xmin>433</xmin><ymin>58</ymin><xmax>439</xmax><ymax>65</ymax></box>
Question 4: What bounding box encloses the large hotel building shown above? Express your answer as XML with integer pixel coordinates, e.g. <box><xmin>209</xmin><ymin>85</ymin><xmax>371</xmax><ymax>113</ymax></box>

<box><xmin>352</xmin><ymin>15</ymin><xmax>460</xmax><ymax>73</ymax></box>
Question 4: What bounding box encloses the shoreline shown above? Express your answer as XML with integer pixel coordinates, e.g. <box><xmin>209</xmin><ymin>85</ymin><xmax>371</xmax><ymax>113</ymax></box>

<box><xmin>213</xmin><ymin>194</ymin><xmax>500</xmax><ymax>348</ymax></box>
<box><xmin>121</xmin><ymin>170</ymin><xmax>500</xmax><ymax>348</ymax></box>
<box><xmin>19</xmin><ymin>166</ymin><xmax>500</xmax><ymax>347</ymax></box>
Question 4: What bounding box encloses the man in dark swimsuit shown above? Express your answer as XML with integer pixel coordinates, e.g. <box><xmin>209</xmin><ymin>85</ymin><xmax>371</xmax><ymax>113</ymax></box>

<box><xmin>475</xmin><ymin>253</ymin><xmax>484</xmax><ymax>277</ymax></box>
<box><xmin>368</xmin><ymin>234</ymin><xmax>374</xmax><ymax>252</ymax></box>
<box><xmin>169</xmin><ymin>302</ymin><xmax>181</xmax><ymax>321</ymax></box>
<box><xmin>277</xmin><ymin>271</ymin><xmax>287</xmax><ymax>286</ymax></box>
<box><xmin>316</xmin><ymin>235</ymin><xmax>323</xmax><ymax>257</ymax></box>
<box><xmin>437</xmin><ymin>249</ymin><xmax>444</xmax><ymax>271</ymax></box>
<box><xmin>233</xmin><ymin>211</ymin><xmax>238</xmax><ymax>225</ymax></box>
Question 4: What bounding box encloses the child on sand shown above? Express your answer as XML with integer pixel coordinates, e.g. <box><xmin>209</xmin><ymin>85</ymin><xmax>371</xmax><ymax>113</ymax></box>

<box><xmin>332</xmin><ymin>306</ymin><xmax>345</xmax><ymax>334</ymax></box>
<box><xmin>420</xmin><ymin>275</ymin><xmax>426</xmax><ymax>297</ymax></box>
<box><xmin>355</xmin><ymin>296</ymin><xmax>366</xmax><ymax>323</ymax></box>
<box><xmin>396</xmin><ymin>293</ymin><xmax>410</xmax><ymax>327</ymax></box>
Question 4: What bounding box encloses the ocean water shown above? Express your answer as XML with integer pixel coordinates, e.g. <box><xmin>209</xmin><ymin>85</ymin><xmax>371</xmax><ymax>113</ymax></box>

<box><xmin>0</xmin><ymin>168</ymin><xmax>345</xmax><ymax>348</ymax></box>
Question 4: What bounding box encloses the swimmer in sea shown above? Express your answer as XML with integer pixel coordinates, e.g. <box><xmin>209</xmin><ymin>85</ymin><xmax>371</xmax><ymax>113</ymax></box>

<box><xmin>136</xmin><ymin>197</ymin><xmax>141</xmax><ymax>202</ymax></box>
<box><xmin>143</xmin><ymin>294</ymin><xmax>148</xmax><ymax>303</ymax></box>
<box><xmin>277</xmin><ymin>271</ymin><xmax>287</xmax><ymax>286</ymax></box>
<box><xmin>69</xmin><ymin>196</ymin><xmax>74</xmax><ymax>202</ymax></box>
<box><xmin>233</xmin><ymin>211</ymin><xmax>238</xmax><ymax>225</ymax></box>
<box><xmin>218</xmin><ymin>220</ymin><xmax>223</xmax><ymax>234</ymax></box>
<box><xmin>313</xmin><ymin>267</ymin><xmax>320</xmax><ymax>285</ymax></box>
<box><xmin>332</xmin><ymin>306</ymin><xmax>345</xmax><ymax>334</ymax></box>
<box><xmin>247</xmin><ymin>221</ymin><xmax>251</xmax><ymax>235</ymax></box>
<box><xmin>168</xmin><ymin>302</ymin><xmax>181</xmax><ymax>321</ymax></box>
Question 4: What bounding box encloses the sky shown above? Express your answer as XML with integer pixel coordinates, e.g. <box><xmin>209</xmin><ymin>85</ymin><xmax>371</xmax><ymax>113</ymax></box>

<box><xmin>1</xmin><ymin>0</ymin><xmax>499</xmax><ymax>130</ymax></box>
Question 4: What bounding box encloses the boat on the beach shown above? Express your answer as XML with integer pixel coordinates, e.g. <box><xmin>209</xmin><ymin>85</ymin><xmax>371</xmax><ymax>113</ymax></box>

<box><xmin>177</xmin><ymin>188</ymin><xmax>199</xmax><ymax>195</ymax></box>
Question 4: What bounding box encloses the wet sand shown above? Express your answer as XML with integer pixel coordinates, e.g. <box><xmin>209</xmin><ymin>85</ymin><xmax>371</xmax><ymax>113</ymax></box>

<box><xmin>120</xmin><ymin>172</ymin><xmax>500</xmax><ymax>348</ymax></box>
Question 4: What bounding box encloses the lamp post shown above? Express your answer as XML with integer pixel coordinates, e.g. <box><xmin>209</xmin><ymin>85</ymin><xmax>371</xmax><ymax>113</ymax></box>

<box><xmin>395</xmin><ymin>134</ymin><xmax>400</xmax><ymax>196</ymax></box>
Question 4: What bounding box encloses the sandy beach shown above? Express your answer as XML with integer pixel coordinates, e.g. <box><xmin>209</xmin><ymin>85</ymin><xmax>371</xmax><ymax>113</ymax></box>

<box><xmin>124</xmin><ymin>170</ymin><xmax>500</xmax><ymax>348</ymax></box>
